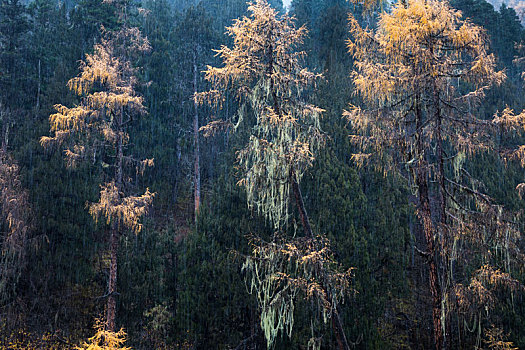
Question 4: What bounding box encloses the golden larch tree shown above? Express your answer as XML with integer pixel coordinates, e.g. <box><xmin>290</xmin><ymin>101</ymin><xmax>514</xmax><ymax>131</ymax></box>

<box><xmin>41</xmin><ymin>13</ymin><xmax>154</xmax><ymax>331</ymax></box>
<box><xmin>347</xmin><ymin>0</ymin><xmax>521</xmax><ymax>348</ymax></box>
<box><xmin>198</xmin><ymin>1</ymin><xmax>353</xmax><ymax>349</ymax></box>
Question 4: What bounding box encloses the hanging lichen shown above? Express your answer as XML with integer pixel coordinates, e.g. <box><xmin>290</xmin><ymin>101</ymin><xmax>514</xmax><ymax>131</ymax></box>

<box><xmin>197</xmin><ymin>0</ymin><xmax>324</xmax><ymax>231</ymax></box>
<box><xmin>242</xmin><ymin>235</ymin><xmax>354</xmax><ymax>348</ymax></box>
<box><xmin>198</xmin><ymin>1</ymin><xmax>354</xmax><ymax>348</ymax></box>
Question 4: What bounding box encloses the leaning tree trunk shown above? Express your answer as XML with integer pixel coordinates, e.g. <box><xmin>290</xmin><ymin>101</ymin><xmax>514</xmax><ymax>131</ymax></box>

<box><xmin>290</xmin><ymin>168</ymin><xmax>350</xmax><ymax>350</ymax></box>
<box><xmin>290</xmin><ymin>168</ymin><xmax>312</xmax><ymax>239</ymax></box>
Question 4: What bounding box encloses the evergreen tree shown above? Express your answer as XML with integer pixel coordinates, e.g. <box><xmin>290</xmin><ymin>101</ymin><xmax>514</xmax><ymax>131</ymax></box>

<box><xmin>0</xmin><ymin>0</ymin><xmax>524</xmax><ymax>348</ymax></box>
<box><xmin>175</xmin><ymin>5</ymin><xmax>216</xmax><ymax>220</ymax></box>
<box><xmin>0</xmin><ymin>0</ymin><xmax>30</xmax><ymax>150</ymax></box>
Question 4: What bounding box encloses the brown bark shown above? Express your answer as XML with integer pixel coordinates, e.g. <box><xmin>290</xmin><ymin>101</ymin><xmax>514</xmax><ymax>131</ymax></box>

<box><xmin>193</xmin><ymin>51</ymin><xmax>201</xmax><ymax>220</ymax></box>
<box><xmin>416</xmin><ymin>169</ymin><xmax>443</xmax><ymax>350</ymax></box>
<box><xmin>415</xmin><ymin>98</ymin><xmax>443</xmax><ymax>350</ymax></box>
<box><xmin>106</xmin><ymin>227</ymin><xmax>118</xmax><ymax>332</ymax></box>
<box><xmin>106</xmin><ymin>107</ymin><xmax>124</xmax><ymax>331</ymax></box>
<box><xmin>433</xmin><ymin>82</ymin><xmax>447</xmax><ymax>350</ymax></box>
<box><xmin>331</xmin><ymin>307</ymin><xmax>350</xmax><ymax>350</ymax></box>
<box><xmin>116</xmin><ymin>107</ymin><xmax>124</xmax><ymax>189</ymax></box>
<box><xmin>290</xmin><ymin>168</ymin><xmax>313</xmax><ymax>239</ymax></box>
<box><xmin>434</xmin><ymin>83</ymin><xmax>446</xmax><ymax>229</ymax></box>
<box><xmin>1</xmin><ymin>122</ymin><xmax>8</xmax><ymax>154</ymax></box>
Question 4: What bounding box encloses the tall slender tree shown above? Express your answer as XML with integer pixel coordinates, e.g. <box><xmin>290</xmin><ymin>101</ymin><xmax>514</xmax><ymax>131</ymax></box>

<box><xmin>198</xmin><ymin>1</ymin><xmax>352</xmax><ymax>349</ymax></box>
<box><xmin>175</xmin><ymin>5</ymin><xmax>216</xmax><ymax>221</ymax></box>
<box><xmin>41</xmin><ymin>4</ymin><xmax>154</xmax><ymax>331</ymax></box>
<box><xmin>346</xmin><ymin>0</ymin><xmax>520</xmax><ymax>348</ymax></box>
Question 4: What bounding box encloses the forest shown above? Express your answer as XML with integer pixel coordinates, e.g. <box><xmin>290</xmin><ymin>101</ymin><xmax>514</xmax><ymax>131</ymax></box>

<box><xmin>0</xmin><ymin>0</ymin><xmax>524</xmax><ymax>348</ymax></box>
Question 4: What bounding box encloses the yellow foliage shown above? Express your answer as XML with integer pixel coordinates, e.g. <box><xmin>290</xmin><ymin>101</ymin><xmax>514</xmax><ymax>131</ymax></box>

<box><xmin>199</xmin><ymin>0</ymin><xmax>324</xmax><ymax>231</ymax></box>
<box><xmin>89</xmin><ymin>182</ymin><xmax>155</xmax><ymax>234</ymax></box>
<box><xmin>0</xmin><ymin>326</ymin><xmax>74</xmax><ymax>349</ymax></box>
<box><xmin>347</xmin><ymin>0</ymin><xmax>504</xmax><ymax>172</ymax></box>
<box><xmin>484</xmin><ymin>325</ymin><xmax>518</xmax><ymax>350</ymax></box>
<box><xmin>41</xmin><ymin>29</ymin><xmax>147</xmax><ymax>165</ymax></box>
<box><xmin>76</xmin><ymin>318</ymin><xmax>131</xmax><ymax>350</ymax></box>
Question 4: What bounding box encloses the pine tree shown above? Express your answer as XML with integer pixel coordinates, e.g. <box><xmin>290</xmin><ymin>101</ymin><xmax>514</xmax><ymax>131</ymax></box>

<box><xmin>0</xmin><ymin>0</ymin><xmax>30</xmax><ymax>151</ymax></box>
<box><xmin>41</xmin><ymin>3</ymin><xmax>154</xmax><ymax>331</ymax></box>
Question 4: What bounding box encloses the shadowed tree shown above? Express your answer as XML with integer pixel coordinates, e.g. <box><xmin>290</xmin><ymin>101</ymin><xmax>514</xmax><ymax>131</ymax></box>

<box><xmin>0</xmin><ymin>0</ymin><xmax>30</xmax><ymax>152</ymax></box>
<box><xmin>0</xmin><ymin>150</ymin><xmax>31</xmax><ymax>315</ymax></box>
<box><xmin>175</xmin><ymin>5</ymin><xmax>217</xmax><ymax>221</ymax></box>
<box><xmin>347</xmin><ymin>0</ymin><xmax>522</xmax><ymax>348</ymax></box>
<box><xmin>198</xmin><ymin>1</ymin><xmax>353</xmax><ymax>349</ymax></box>
<box><xmin>0</xmin><ymin>0</ymin><xmax>32</xmax><ymax>325</ymax></box>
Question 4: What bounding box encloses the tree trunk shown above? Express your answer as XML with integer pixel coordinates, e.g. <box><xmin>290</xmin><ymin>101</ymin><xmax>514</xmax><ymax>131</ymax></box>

<box><xmin>290</xmin><ymin>168</ymin><xmax>313</xmax><ymax>239</ymax></box>
<box><xmin>290</xmin><ymin>168</ymin><xmax>350</xmax><ymax>350</ymax></box>
<box><xmin>106</xmin><ymin>107</ymin><xmax>124</xmax><ymax>331</ymax></box>
<box><xmin>106</xmin><ymin>227</ymin><xmax>118</xmax><ymax>332</ymax></box>
<box><xmin>433</xmin><ymin>82</ymin><xmax>447</xmax><ymax>350</ymax></box>
<box><xmin>1</xmin><ymin>122</ymin><xmax>8</xmax><ymax>154</ymax></box>
<box><xmin>331</xmin><ymin>308</ymin><xmax>351</xmax><ymax>350</ymax></box>
<box><xmin>36</xmin><ymin>59</ymin><xmax>41</xmax><ymax>111</ymax></box>
<box><xmin>193</xmin><ymin>51</ymin><xmax>201</xmax><ymax>221</ymax></box>
<box><xmin>116</xmin><ymin>107</ymin><xmax>124</xmax><ymax>189</ymax></box>
<box><xmin>416</xmin><ymin>169</ymin><xmax>443</xmax><ymax>350</ymax></box>
<box><xmin>434</xmin><ymin>84</ymin><xmax>446</xmax><ymax>232</ymax></box>
<box><xmin>415</xmin><ymin>97</ymin><xmax>443</xmax><ymax>350</ymax></box>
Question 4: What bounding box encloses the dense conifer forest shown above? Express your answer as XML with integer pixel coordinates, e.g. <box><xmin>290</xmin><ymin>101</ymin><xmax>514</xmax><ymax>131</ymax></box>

<box><xmin>0</xmin><ymin>0</ymin><xmax>525</xmax><ymax>348</ymax></box>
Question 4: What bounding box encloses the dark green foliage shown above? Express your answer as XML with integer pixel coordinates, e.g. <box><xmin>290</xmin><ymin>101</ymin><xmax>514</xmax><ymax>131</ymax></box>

<box><xmin>170</xmin><ymin>184</ymin><xmax>263</xmax><ymax>349</ymax></box>
<box><xmin>451</xmin><ymin>0</ymin><xmax>525</xmax><ymax>76</ymax></box>
<box><xmin>0</xmin><ymin>0</ymin><xmax>30</xmax><ymax>107</ymax></box>
<box><xmin>69</xmin><ymin>0</ymin><xmax>117</xmax><ymax>53</ymax></box>
<box><xmin>0</xmin><ymin>0</ymin><xmax>524</xmax><ymax>348</ymax></box>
